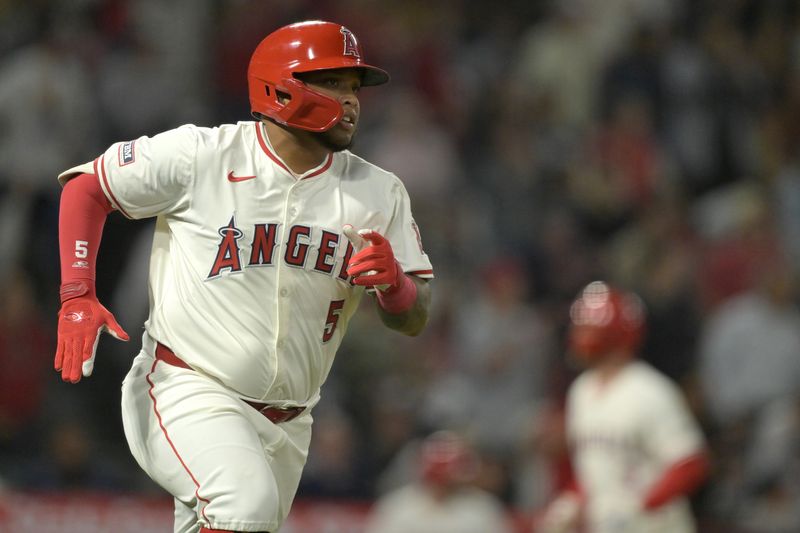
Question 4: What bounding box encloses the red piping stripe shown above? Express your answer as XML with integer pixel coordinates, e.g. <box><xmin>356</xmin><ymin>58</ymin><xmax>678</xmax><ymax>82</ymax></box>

<box><xmin>95</xmin><ymin>155</ymin><xmax>133</xmax><ymax>219</ymax></box>
<box><xmin>407</xmin><ymin>269</ymin><xmax>434</xmax><ymax>277</ymax></box>
<box><xmin>255</xmin><ymin>122</ymin><xmax>332</xmax><ymax>179</ymax></box>
<box><xmin>146</xmin><ymin>359</ymin><xmax>212</xmax><ymax>524</ymax></box>
<box><xmin>305</xmin><ymin>153</ymin><xmax>333</xmax><ymax>179</ymax></box>
<box><xmin>255</xmin><ymin>123</ymin><xmax>289</xmax><ymax>173</ymax></box>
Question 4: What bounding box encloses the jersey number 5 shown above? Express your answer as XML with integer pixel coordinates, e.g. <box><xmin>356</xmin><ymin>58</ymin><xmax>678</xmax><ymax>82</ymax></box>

<box><xmin>322</xmin><ymin>299</ymin><xmax>345</xmax><ymax>343</ymax></box>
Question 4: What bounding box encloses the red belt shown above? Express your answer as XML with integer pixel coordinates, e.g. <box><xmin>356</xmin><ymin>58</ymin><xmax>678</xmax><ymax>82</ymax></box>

<box><xmin>154</xmin><ymin>342</ymin><xmax>305</xmax><ymax>424</ymax></box>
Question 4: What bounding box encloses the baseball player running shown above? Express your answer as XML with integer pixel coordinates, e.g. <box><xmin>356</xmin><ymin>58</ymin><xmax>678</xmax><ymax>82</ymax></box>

<box><xmin>53</xmin><ymin>21</ymin><xmax>433</xmax><ymax>533</ymax></box>
<box><xmin>538</xmin><ymin>281</ymin><xmax>709</xmax><ymax>533</ymax></box>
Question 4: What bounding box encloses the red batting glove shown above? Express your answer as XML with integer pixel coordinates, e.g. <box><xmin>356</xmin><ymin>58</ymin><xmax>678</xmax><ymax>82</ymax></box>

<box><xmin>55</xmin><ymin>281</ymin><xmax>129</xmax><ymax>383</ymax></box>
<box><xmin>344</xmin><ymin>228</ymin><xmax>403</xmax><ymax>289</ymax></box>
<box><xmin>344</xmin><ymin>227</ymin><xmax>418</xmax><ymax>313</ymax></box>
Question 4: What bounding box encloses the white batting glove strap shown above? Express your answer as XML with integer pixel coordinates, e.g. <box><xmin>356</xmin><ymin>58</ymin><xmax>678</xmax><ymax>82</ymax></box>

<box><xmin>82</xmin><ymin>322</ymin><xmax>125</xmax><ymax>377</ymax></box>
<box><xmin>80</xmin><ymin>325</ymin><xmax>104</xmax><ymax>377</ymax></box>
<box><xmin>342</xmin><ymin>224</ymin><xmax>368</xmax><ymax>251</ymax></box>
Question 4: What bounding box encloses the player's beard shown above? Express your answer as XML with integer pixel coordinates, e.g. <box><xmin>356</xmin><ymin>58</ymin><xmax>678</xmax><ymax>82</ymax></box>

<box><xmin>312</xmin><ymin>127</ymin><xmax>355</xmax><ymax>152</ymax></box>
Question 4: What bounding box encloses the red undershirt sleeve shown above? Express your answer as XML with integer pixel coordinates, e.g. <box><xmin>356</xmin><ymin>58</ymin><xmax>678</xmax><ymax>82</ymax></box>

<box><xmin>642</xmin><ymin>452</ymin><xmax>710</xmax><ymax>510</ymax></box>
<box><xmin>58</xmin><ymin>173</ymin><xmax>113</xmax><ymax>301</ymax></box>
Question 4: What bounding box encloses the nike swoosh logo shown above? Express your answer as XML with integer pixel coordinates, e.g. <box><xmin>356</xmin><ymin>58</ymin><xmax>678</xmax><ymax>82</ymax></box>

<box><xmin>227</xmin><ymin>171</ymin><xmax>257</xmax><ymax>182</ymax></box>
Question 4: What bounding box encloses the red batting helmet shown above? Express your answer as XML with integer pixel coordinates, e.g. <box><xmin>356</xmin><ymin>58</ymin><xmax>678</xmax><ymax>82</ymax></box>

<box><xmin>568</xmin><ymin>281</ymin><xmax>646</xmax><ymax>361</ymax></box>
<box><xmin>247</xmin><ymin>20</ymin><xmax>389</xmax><ymax>132</ymax></box>
<box><xmin>419</xmin><ymin>431</ymin><xmax>479</xmax><ymax>487</ymax></box>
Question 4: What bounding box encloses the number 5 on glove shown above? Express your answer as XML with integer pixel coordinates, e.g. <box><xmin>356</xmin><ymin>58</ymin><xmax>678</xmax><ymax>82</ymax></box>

<box><xmin>55</xmin><ymin>295</ymin><xmax>129</xmax><ymax>383</ymax></box>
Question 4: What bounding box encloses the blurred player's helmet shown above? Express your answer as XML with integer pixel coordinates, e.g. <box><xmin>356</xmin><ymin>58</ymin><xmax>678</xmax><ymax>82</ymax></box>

<box><xmin>419</xmin><ymin>431</ymin><xmax>479</xmax><ymax>487</ymax></box>
<box><xmin>248</xmin><ymin>20</ymin><xmax>389</xmax><ymax>132</ymax></box>
<box><xmin>568</xmin><ymin>281</ymin><xmax>646</xmax><ymax>361</ymax></box>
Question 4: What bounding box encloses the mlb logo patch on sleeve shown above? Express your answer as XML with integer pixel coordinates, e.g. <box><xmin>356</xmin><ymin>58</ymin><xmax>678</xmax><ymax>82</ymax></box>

<box><xmin>119</xmin><ymin>141</ymin><xmax>136</xmax><ymax>166</ymax></box>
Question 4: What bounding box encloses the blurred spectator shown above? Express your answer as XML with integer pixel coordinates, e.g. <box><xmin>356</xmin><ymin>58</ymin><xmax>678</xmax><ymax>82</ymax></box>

<box><xmin>698</xmin><ymin>257</ymin><xmax>800</xmax><ymax>429</ymax></box>
<box><xmin>447</xmin><ymin>257</ymin><xmax>555</xmax><ymax>460</ymax></box>
<box><xmin>697</xmin><ymin>253</ymin><xmax>800</xmax><ymax>527</ymax></box>
<box><xmin>567</xmin><ymin>92</ymin><xmax>670</xmax><ymax>237</ymax></box>
<box><xmin>693</xmin><ymin>182</ymin><xmax>783</xmax><ymax>313</ymax></box>
<box><xmin>365</xmin><ymin>88</ymin><xmax>460</xmax><ymax>201</ymax></box>
<box><xmin>514</xmin><ymin>401</ymin><xmax>572</xmax><ymax>513</ymax></box>
<box><xmin>512</xmin><ymin>0</ymin><xmax>606</xmax><ymax>129</ymax></box>
<box><xmin>470</xmin><ymin>94</ymin><xmax>571</xmax><ymax>259</ymax></box>
<box><xmin>212</xmin><ymin>0</ymin><xmax>296</xmax><ymax>122</ymax></box>
<box><xmin>12</xmin><ymin>419</ymin><xmax>128</xmax><ymax>491</ymax></box>
<box><xmin>601</xmin><ymin>26</ymin><xmax>666</xmax><ymax>126</ymax></box>
<box><xmin>0</xmin><ymin>8</ymin><xmax>97</xmax><ymax>190</ymax></box>
<box><xmin>534</xmin><ymin>207</ymin><xmax>598</xmax><ymax>308</ymax></box>
<box><xmin>446</xmin><ymin>9</ymin><xmax>522</xmax><ymax>140</ymax></box>
<box><xmin>605</xmin><ymin>193</ymin><xmax>701</xmax><ymax>383</ymax></box>
<box><xmin>366</xmin><ymin>375</ymin><xmax>427</xmax><ymax>496</ymax></box>
<box><xmin>298</xmin><ymin>406</ymin><xmax>371</xmax><ymax>500</ymax></box>
<box><xmin>735</xmin><ymin>396</ymin><xmax>800</xmax><ymax>533</ymax></box>
<box><xmin>0</xmin><ymin>7</ymin><xmax>98</xmax><ymax>286</ymax></box>
<box><xmin>363</xmin><ymin>87</ymin><xmax>462</xmax><ymax>263</ymax></box>
<box><xmin>659</xmin><ymin>17</ymin><xmax>721</xmax><ymax>191</ymax></box>
<box><xmin>0</xmin><ymin>270</ymin><xmax>50</xmax><ymax>453</ymax></box>
<box><xmin>698</xmin><ymin>6</ymin><xmax>774</xmax><ymax>185</ymax></box>
<box><xmin>363</xmin><ymin>430</ymin><xmax>514</xmax><ymax>533</ymax></box>
<box><xmin>95</xmin><ymin>0</ymin><xmax>214</xmax><ymax>140</ymax></box>
<box><xmin>772</xmin><ymin>68</ymin><xmax>800</xmax><ymax>270</ymax></box>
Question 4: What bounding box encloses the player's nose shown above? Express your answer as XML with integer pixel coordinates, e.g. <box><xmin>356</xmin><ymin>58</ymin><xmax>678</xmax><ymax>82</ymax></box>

<box><xmin>340</xmin><ymin>91</ymin><xmax>358</xmax><ymax>107</ymax></box>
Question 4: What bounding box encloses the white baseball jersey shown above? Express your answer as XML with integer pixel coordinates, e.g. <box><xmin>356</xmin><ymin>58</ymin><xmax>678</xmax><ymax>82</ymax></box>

<box><xmin>566</xmin><ymin>360</ymin><xmax>705</xmax><ymax>533</ymax></box>
<box><xmin>59</xmin><ymin>120</ymin><xmax>434</xmax><ymax>407</ymax></box>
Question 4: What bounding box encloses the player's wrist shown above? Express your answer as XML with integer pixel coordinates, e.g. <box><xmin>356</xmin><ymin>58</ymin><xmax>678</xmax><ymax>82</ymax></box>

<box><xmin>376</xmin><ymin>264</ymin><xmax>417</xmax><ymax>314</ymax></box>
<box><xmin>59</xmin><ymin>279</ymin><xmax>96</xmax><ymax>304</ymax></box>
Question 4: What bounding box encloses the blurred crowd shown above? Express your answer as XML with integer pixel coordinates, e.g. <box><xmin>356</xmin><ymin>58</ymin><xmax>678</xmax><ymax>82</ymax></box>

<box><xmin>1</xmin><ymin>0</ymin><xmax>800</xmax><ymax>531</ymax></box>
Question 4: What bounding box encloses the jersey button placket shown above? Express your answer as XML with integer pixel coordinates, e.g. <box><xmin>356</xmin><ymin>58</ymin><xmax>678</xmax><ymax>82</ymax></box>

<box><xmin>271</xmin><ymin>187</ymin><xmax>292</xmax><ymax>390</ymax></box>
<box><xmin>286</xmin><ymin>186</ymin><xmax>297</xmax><ymax>218</ymax></box>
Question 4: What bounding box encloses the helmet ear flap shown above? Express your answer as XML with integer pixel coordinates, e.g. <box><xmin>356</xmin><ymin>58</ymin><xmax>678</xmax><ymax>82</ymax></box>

<box><xmin>250</xmin><ymin>77</ymin><xmax>344</xmax><ymax>132</ymax></box>
<box><xmin>275</xmin><ymin>78</ymin><xmax>344</xmax><ymax>132</ymax></box>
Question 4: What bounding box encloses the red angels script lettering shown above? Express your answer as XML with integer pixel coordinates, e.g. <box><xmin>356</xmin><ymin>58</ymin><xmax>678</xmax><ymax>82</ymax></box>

<box><xmin>249</xmin><ymin>223</ymin><xmax>279</xmax><ymax>266</ymax></box>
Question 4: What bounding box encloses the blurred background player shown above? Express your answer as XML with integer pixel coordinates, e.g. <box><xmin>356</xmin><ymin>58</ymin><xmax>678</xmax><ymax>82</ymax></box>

<box><xmin>364</xmin><ymin>430</ymin><xmax>514</xmax><ymax>533</ymax></box>
<box><xmin>537</xmin><ymin>281</ymin><xmax>709</xmax><ymax>533</ymax></box>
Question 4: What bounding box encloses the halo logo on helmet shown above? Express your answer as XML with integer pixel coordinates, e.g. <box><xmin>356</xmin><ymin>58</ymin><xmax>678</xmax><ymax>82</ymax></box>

<box><xmin>341</xmin><ymin>27</ymin><xmax>360</xmax><ymax>57</ymax></box>
<box><xmin>568</xmin><ymin>281</ymin><xmax>646</xmax><ymax>362</ymax></box>
<box><xmin>248</xmin><ymin>21</ymin><xmax>389</xmax><ymax>133</ymax></box>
